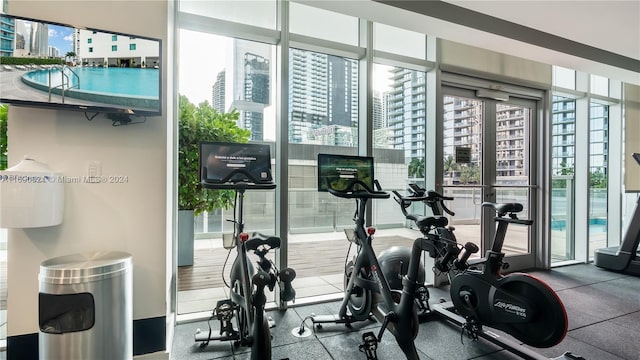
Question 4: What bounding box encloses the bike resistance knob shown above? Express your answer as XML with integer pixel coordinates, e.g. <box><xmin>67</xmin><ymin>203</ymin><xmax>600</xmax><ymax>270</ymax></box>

<box><xmin>279</xmin><ymin>267</ymin><xmax>297</xmax><ymax>302</ymax></box>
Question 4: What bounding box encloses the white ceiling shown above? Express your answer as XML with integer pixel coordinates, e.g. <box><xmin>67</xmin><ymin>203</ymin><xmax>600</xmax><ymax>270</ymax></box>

<box><xmin>299</xmin><ymin>0</ymin><xmax>640</xmax><ymax>85</ymax></box>
<box><xmin>445</xmin><ymin>0</ymin><xmax>640</xmax><ymax>61</ymax></box>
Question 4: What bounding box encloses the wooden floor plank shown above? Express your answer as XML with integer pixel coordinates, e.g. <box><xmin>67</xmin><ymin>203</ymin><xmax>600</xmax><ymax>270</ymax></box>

<box><xmin>178</xmin><ymin>236</ymin><xmax>413</xmax><ymax>291</ymax></box>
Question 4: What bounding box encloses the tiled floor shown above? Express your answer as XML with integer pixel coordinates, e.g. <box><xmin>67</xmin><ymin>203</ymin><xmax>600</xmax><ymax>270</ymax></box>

<box><xmin>171</xmin><ymin>264</ymin><xmax>640</xmax><ymax>360</ymax></box>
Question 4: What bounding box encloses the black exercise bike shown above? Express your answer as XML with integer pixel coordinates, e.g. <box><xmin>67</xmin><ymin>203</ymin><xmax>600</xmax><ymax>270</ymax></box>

<box><xmin>195</xmin><ymin>179</ymin><xmax>296</xmax><ymax>360</ymax></box>
<box><xmin>309</xmin><ymin>178</ymin><xmax>444</xmax><ymax>360</ymax></box>
<box><xmin>394</xmin><ymin>185</ymin><xmax>570</xmax><ymax>356</ymax></box>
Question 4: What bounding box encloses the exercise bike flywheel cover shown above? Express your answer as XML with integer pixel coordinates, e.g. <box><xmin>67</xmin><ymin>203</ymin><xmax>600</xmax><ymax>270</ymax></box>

<box><xmin>497</xmin><ymin>273</ymin><xmax>568</xmax><ymax>348</ymax></box>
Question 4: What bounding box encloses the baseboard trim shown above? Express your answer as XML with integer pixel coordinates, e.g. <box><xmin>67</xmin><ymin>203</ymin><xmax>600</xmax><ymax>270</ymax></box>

<box><xmin>7</xmin><ymin>316</ymin><xmax>166</xmax><ymax>360</ymax></box>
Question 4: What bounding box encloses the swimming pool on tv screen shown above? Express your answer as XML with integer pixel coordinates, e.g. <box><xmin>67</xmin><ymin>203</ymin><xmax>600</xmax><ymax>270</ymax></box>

<box><xmin>24</xmin><ymin>67</ymin><xmax>159</xmax><ymax>98</ymax></box>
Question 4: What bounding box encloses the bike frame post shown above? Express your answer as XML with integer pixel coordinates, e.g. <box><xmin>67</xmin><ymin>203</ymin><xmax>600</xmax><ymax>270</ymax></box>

<box><xmin>235</xmin><ymin>186</ymin><xmax>255</xmax><ymax>329</ymax></box>
<box><xmin>491</xmin><ymin>217</ymin><xmax>510</xmax><ymax>253</ymax></box>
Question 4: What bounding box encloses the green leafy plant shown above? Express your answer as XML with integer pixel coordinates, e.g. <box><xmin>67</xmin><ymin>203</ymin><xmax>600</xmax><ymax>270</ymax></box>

<box><xmin>459</xmin><ymin>163</ymin><xmax>480</xmax><ymax>184</ymax></box>
<box><xmin>178</xmin><ymin>95</ymin><xmax>250</xmax><ymax>215</ymax></box>
<box><xmin>0</xmin><ymin>104</ymin><xmax>7</xmax><ymax>170</ymax></box>
<box><xmin>408</xmin><ymin>157</ymin><xmax>425</xmax><ymax>178</ymax></box>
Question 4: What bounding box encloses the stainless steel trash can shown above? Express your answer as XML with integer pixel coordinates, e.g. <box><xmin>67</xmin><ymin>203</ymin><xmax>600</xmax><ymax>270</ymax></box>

<box><xmin>38</xmin><ymin>251</ymin><xmax>133</xmax><ymax>360</ymax></box>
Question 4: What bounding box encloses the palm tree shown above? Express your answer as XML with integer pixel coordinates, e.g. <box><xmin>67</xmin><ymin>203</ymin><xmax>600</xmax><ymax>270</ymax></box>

<box><xmin>443</xmin><ymin>155</ymin><xmax>458</xmax><ymax>174</ymax></box>
<box><xmin>408</xmin><ymin>157</ymin><xmax>425</xmax><ymax>178</ymax></box>
<box><xmin>65</xmin><ymin>51</ymin><xmax>77</xmax><ymax>65</ymax></box>
<box><xmin>459</xmin><ymin>164</ymin><xmax>480</xmax><ymax>184</ymax></box>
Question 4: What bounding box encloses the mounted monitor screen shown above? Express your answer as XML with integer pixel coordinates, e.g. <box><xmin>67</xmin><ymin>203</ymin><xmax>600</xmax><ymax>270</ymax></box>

<box><xmin>317</xmin><ymin>153</ymin><xmax>374</xmax><ymax>192</ymax></box>
<box><xmin>0</xmin><ymin>14</ymin><xmax>161</xmax><ymax>116</ymax></box>
<box><xmin>634</xmin><ymin>153</ymin><xmax>640</xmax><ymax>166</ymax></box>
<box><xmin>200</xmin><ymin>142</ymin><xmax>272</xmax><ymax>184</ymax></box>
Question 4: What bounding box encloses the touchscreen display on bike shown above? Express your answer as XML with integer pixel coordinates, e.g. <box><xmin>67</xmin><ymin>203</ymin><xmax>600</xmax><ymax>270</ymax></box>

<box><xmin>317</xmin><ymin>153</ymin><xmax>374</xmax><ymax>192</ymax></box>
<box><xmin>200</xmin><ymin>141</ymin><xmax>273</xmax><ymax>184</ymax></box>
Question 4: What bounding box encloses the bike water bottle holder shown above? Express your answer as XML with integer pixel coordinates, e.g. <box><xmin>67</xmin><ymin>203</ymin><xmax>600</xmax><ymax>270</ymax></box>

<box><xmin>344</xmin><ymin>228</ymin><xmax>358</xmax><ymax>243</ymax></box>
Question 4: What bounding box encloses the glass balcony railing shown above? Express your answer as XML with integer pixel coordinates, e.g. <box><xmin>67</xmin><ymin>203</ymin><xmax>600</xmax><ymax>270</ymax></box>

<box><xmin>551</xmin><ymin>176</ymin><xmax>575</xmax><ymax>262</ymax></box>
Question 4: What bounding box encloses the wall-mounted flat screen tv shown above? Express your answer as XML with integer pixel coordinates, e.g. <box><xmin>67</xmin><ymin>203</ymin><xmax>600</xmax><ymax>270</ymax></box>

<box><xmin>317</xmin><ymin>153</ymin><xmax>374</xmax><ymax>192</ymax></box>
<box><xmin>0</xmin><ymin>14</ymin><xmax>161</xmax><ymax>116</ymax></box>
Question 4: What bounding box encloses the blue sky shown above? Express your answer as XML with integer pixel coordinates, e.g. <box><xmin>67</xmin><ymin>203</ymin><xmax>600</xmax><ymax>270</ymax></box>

<box><xmin>48</xmin><ymin>24</ymin><xmax>74</xmax><ymax>54</ymax></box>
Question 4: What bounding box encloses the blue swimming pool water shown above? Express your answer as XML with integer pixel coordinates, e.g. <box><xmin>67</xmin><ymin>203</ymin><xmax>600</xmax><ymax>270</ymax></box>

<box><xmin>25</xmin><ymin>67</ymin><xmax>159</xmax><ymax>98</ymax></box>
<box><xmin>551</xmin><ymin>218</ymin><xmax>607</xmax><ymax>233</ymax></box>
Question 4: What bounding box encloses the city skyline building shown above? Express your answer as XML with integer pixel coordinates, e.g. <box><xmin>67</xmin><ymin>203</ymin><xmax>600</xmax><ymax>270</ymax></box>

<box><xmin>387</xmin><ymin>68</ymin><xmax>426</xmax><ymax>163</ymax></box>
<box><xmin>73</xmin><ymin>28</ymin><xmax>159</xmax><ymax>67</ymax></box>
<box><xmin>288</xmin><ymin>49</ymin><xmax>358</xmax><ymax>145</ymax></box>
<box><xmin>223</xmin><ymin>39</ymin><xmax>272</xmax><ymax>142</ymax></box>
<box><xmin>11</xmin><ymin>18</ymin><xmax>48</xmax><ymax>58</ymax></box>
<box><xmin>211</xmin><ymin>70</ymin><xmax>225</xmax><ymax>113</ymax></box>
<box><xmin>0</xmin><ymin>15</ymin><xmax>15</xmax><ymax>57</ymax></box>
<box><xmin>551</xmin><ymin>96</ymin><xmax>577</xmax><ymax>174</ymax></box>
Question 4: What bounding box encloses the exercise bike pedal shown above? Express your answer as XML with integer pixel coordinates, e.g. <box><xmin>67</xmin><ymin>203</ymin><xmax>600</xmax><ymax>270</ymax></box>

<box><xmin>213</xmin><ymin>299</ymin><xmax>238</xmax><ymax>336</ymax></box>
<box><xmin>358</xmin><ymin>331</ymin><xmax>379</xmax><ymax>360</ymax></box>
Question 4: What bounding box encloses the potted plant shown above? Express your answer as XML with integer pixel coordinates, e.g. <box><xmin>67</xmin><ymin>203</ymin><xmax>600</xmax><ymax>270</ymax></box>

<box><xmin>178</xmin><ymin>95</ymin><xmax>250</xmax><ymax>266</ymax></box>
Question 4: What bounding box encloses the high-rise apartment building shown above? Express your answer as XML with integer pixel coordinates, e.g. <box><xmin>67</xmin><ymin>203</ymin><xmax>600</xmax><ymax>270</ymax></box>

<box><xmin>242</xmin><ymin>52</ymin><xmax>269</xmax><ymax>141</ymax></box>
<box><xmin>288</xmin><ymin>49</ymin><xmax>358</xmax><ymax>145</ymax></box>
<box><xmin>387</xmin><ymin>68</ymin><xmax>426</xmax><ymax>162</ymax></box>
<box><xmin>495</xmin><ymin>104</ymin><xmax>529</xmax><ymax>178</ymax></box>
<box><xmin>222</xmin><ymin>39</ymin><xmax>271</xmax><ymax>142</ymax></box>
<box><xmin>11</xmin><ymin>18</ymin><xmax>48</xmax><ymax>58</ymax></box>
<box><xmin>551</xmin><ymin>96</ymin><xmax>577</xmax><ymax>174</ymax></box>
<box><xmin>0</xmin><ymin>15</ymin><xmax>15</xmax><ymax>57</ymax></box>
<box><xmin>211</xmin><ymin>70</ymin><xmax>225</xmax><ymax>113</ymax></box>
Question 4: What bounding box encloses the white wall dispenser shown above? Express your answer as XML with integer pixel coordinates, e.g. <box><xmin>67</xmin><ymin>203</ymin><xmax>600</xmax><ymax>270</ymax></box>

<box><xmin>0</xmin><ymin>157</ymin><xmax>64</xmax><ymax>228</ymax></box>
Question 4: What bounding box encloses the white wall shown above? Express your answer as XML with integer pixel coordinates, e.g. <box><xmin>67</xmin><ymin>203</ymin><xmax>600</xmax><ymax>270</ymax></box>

<box><xmin>624</xmin><ymin>83</ymin><xmax>640</xmax><ymax>192</ymax></box>
<box><xmin>6</xmin><ymin>0</ymin><xmax>169</xmax><ymax>340</ymax></box>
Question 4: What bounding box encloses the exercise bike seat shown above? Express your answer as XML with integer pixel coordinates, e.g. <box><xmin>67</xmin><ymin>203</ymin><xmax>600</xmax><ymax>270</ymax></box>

<box><xmin>408</xmin><ymin>215</ymin><xmax>448</xmax><ymax>230</ymax></box>
<box><xmin>245</xmin><ymin>233</ymin><xmax>281</xmax><ymax>251</ymax></box>
<box><xmin>482</xmin><ymin>202</ymin><xmax>523</xmax><ymax>216</ymax></box>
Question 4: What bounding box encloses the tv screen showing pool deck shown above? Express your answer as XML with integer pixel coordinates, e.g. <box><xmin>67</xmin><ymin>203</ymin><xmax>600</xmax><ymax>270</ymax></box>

<box><xmin>0</xmin><ymin>14</ymin><xmax>161</xmax><ymax>116</ymax></box>
<box><xmin>317</xmin><ymin>154</ymin><xmax>375</xmax><ymax>192</ymax></box>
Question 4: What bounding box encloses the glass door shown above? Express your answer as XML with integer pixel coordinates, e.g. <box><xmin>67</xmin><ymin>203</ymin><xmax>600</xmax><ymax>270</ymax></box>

<box><xmin>442</xmin><ymin>86</ymin><xmax>537</xmax><ymax>269</ymax></box>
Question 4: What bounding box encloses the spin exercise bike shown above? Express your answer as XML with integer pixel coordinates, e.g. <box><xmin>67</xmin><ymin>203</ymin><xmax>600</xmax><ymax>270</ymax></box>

<box><xmin>307</xmin><ymin>154</ymin><xmax>438</xmax><ymax>360</ymax></box>
<box><xmin>394</xmin><ymin>185</ymin><xmax>575</xmax><ymax>359</ymax></box>
<box><xmin>594</xmin><ymin>153</ymin><xmax>640</xmax><ymax>276</ymax></box>
<box><xmin>194</xmin><ymin>142</ymin><xmax>296</xmax><ymax>360</ymax></box>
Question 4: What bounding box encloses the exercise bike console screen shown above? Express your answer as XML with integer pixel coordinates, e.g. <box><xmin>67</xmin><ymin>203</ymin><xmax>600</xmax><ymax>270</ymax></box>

<box><xmin>317</xmin><ymin>153</ymin><xmax>374</xmax><ymax>192</ymax></box>
<box><xmin>200</xmin><ymin>142</ymin><xmax>272</xmax><ymax>184</ymax></box>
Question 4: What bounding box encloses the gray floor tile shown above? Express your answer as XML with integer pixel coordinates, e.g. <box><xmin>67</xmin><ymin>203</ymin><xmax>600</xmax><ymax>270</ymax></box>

<box><xmin>170</xmin><ymin>264</ymin><xmax>640</xmax><ymax>360</ymax></box>
<box><xmin>569</xmin><ymin>321</ymin><xmax>640</xmax><ymax>360</ymax></box>
<box><xmin>413</xmin><ymin>320</ymin><xmax>503</xmax><ymax>360</ymax></box>
<box><xmin>527</xmin><ymin>264</ymin><xmax>627</xmax><ymax>291</ymax></box>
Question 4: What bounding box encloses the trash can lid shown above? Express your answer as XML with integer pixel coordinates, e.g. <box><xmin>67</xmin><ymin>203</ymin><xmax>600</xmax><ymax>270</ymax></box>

<box><xmin>39</xmin><ymin>251</ymin><xmax>132</xmax><ymax>284</ymax></box>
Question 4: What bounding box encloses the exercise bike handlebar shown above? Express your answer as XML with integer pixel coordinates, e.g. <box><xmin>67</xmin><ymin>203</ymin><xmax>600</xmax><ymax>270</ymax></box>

<box><xmin>326</xmin><ymin>178</ymin><xmax>390</xmax><ymax>200</ymax></box>
<box><xmin>392</xmin><ymin>187</ymin><xmax>455</xmax><ymax>217</ymax></box>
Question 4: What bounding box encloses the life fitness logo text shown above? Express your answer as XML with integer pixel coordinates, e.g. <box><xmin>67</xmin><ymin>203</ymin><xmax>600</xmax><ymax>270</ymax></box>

<box><xmin>493</xmin><ymin>300</ymin><xmax>527</xmax><ymax>319</ymax></box>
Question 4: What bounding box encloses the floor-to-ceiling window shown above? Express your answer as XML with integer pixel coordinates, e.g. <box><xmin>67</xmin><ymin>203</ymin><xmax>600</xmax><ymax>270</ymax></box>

<box><xmin>550</xmin><ymin>67</ymin><xmax>621</xmax><ymax>265</ymax></box>
<box><xmin>173</xmin><ymin>1</ymin><xmax>628</xmax><ymax>318</ymax></box>
<box><xmin>176</xmin><ymin>20</ymin><xmax>277</xmax><ymax>314</ymax></box>
<box><xmin>371</xmin><ymin>22</ymin><xmax>431</xmax><ymax>230</ymax></box>
<box><xmin>589</xmin><ymin>101</ymin><xmax>609</xmax><ymax>258</ymax></box>
<box><xmin>551</xmin><ymin>94</ymin><xmax>577</xmax><ymax>261</ymax></box>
